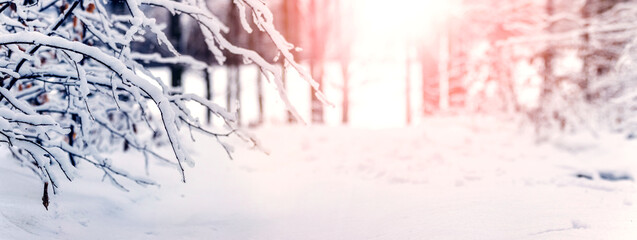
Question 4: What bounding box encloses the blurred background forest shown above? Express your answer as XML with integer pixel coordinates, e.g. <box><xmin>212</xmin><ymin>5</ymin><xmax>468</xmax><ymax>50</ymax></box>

<box><xmin>138</xmin><ymin>0</ymin><xmax>637</xmax><ymax>137</ymax></box>
<box><xmin>4</xmin><ymin>1</ymin><xmax>637</xmax><ymax>238</ymax></box>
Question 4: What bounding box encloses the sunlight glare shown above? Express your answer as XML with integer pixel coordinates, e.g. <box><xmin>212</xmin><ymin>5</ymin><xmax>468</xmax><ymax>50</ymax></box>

<box><xmin>357</xmin><ymin>0</ymin><xmax>460</xmax><ymax>39</ymax></box>
<box><xmin>354</xmin><ymin>0</ymin><xmax>462</xmax><ymax>60</ymax></box>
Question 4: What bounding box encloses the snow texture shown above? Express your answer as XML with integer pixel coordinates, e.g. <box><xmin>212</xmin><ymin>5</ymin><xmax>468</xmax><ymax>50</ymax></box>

<box><xmin>0</xmin><ymin>116</ymin><xmax>635</xmax><ymax>239</ymax></box>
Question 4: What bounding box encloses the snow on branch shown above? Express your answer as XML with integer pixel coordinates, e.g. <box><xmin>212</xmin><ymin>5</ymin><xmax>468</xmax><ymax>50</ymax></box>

<box><xmin>0</xmin><ymin>0</ymin><xmax>320</xmax><ymax>202</ymax></box>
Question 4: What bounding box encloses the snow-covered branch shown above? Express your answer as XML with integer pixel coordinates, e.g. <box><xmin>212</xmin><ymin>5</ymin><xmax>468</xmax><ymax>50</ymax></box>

<box><xmin>0</xmin><ymin>0</ymin><xmax>318</xmax><ymax>205</ymax></box>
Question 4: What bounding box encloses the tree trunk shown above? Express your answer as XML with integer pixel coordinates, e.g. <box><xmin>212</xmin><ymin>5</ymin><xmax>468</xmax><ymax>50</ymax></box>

<box><xmin>282</xmin><ymin>66</ymin><xmax>295</xmax><ymax>123</ymax></box>
<box><xmin>539</xmin><ymin>0</ymin><xmax>555</xmax><ymax>107</ymax></box>
<box><xmin>341</xmin><ymin>61</ymin><xmax>350</xmax><ymax>124</ymax></box>
<box><xmin>171</xmin><ymin>65</ymin><xmax>183</xmax><ymax>88</ymax></box>
<box><xmin>498</xmin><ymin>47</ymin><xmax>520</xmax><ymax>113</ymax></box>
<box><xmin>68</xmin><ymin>113</ymin><xmax>79</xmax><ymax>166</ymax></box>
<box><xmin>170</xmin><ymin>11</ymin><xmax>182</xmax><ymax>88</ymax></box>
<box><xmin>42</xmin><ymin>182</ymin><xmax>49</xmax><ymax>210</ymax></box>
<box><xmin>235</xmin><ymin>66</ymin><xmax>241</xmax><ymax>126</ymax></box>
<box><xmin>226</xmin><ymin>66</ymin><xmax>241</xmax><ymax>126</ymax></box>
<box><xmin>310</xmin><ymin>61</ymin><xmax>324</xmax><ymax>124</ymax></box>
<box><xmin>256</xmin><ymin>70</ymin><xmax>264</xmax><ymax>125</ymax></box>
<box><xmin>308</xmin><ymin>0</ymin><xmax>325</xmax><ymax>124</ymax></box>
<box><xmin>205</xmin><ymin>67</ymin><xmax>213</xmax><ymax>125</ymax></box>
<box><xmin>438</xmin><ymin>28</ymin><xmax>450</xmax><ymax>112</ymax></box>
<box><xmin>420</xmin><ymin>47</ymin><xmax>439</xmax><ymax>115</ymax></box>
<box><xmin>226</xmin><ymin>67</ymin><xmax>232</xmax><ymax>113</ymax></box>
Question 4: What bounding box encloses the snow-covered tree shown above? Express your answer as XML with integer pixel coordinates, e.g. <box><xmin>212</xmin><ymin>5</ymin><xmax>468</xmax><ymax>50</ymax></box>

<box><xmin>477</xmin><ymin>0</ymin><xmax>637</xmax><ymax>138</ymax></box>
<box><xmin>592</xmin><ymin>1</ymin><xmax>637</xmax><ymax>135</ymax></box>
<box><xmin>0</xmin><ymin>0</ymin><xmax>322</xmax><ymax>208</ymax></box>
<box><xmin>458</xmin><ymin>0</ymin><xmax>609</xmax><ymax>137</ymax></box>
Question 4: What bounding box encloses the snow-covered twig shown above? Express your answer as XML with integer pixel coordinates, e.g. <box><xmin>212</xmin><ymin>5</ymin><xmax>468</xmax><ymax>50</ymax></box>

<box><xmin>0</xmin><ymin>0</ymin><xmax>317</xmax><ymax>206</ymax></box>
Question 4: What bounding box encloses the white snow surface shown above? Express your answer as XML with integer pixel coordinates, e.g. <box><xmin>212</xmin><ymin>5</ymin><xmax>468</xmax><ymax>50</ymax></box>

<box><xmin>1</xmin><ymin>116</ymin><xmax>636</xmax><ymax>239</ymax></box>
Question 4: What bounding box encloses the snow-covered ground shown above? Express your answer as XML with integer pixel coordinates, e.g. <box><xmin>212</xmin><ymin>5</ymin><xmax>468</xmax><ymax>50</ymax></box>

<box><xmin>1</xmin><ymin>116</ymin><xmax>636</xmax><ymax>239</ymax></box>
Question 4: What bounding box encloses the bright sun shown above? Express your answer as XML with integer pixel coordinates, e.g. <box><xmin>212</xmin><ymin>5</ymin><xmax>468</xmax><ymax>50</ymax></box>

<box><xmin>354</xmin><ymin>0</ymin><xmax>462</xmax><ymax>55</ymax></box>
<box><xmin>362</xmin><ymin>0</ymin><xmax>459</xmax><ymax>31</ymax></box>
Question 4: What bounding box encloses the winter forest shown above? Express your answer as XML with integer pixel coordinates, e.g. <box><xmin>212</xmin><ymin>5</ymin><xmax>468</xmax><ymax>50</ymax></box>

<box><xmin>0</xmin><ymin>0</ymin><xmax>636</xmax><ymax>239</ymax></box>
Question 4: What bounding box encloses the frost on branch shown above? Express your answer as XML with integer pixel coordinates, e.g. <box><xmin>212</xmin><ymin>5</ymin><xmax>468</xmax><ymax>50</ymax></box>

<box><xmin>0</xmin><ymin>0</ymin><xmax>318</xmax><ymax>203</ymax></box>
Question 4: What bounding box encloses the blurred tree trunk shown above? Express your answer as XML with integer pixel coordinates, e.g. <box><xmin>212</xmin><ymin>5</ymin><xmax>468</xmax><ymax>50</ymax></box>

<box><xmin>282</xmin><ymin>68</ymin><xmax>295</xmax><ymax>123</ymax></box>
<box><xmin>169</xmin><ymin>3</ymin><xmax>182</xmax><ymax>88</ymax></box>
<box><xmin>341</xmin><ymin>61</ymin><xmax>350</xmax><ymax>124</ymax></box>
<box><xmin>336</xmin><ymin>1</ymin><xmax>353</xmax><ymax>125</ymax></box>
<box><xmin>281</xmin><ymin>0</ymin><xmax>300</xmax><ymax>123</ymax></box>
<box><xmin>226</xmin><ymin>68</ymin><xmax>233</xmax><ymax>113</ymax></box>
<box><xmin>532</xmin><ymin>0</ymin><xmax>559</xmax><ymax>134</ymax></box>
<box><xmin>581</xmin><ymin>2</ymin><xmax>592</xmax><ymax>102</ymax></box>
<box><xmin>539</xmin><ymin>0</ymin><xmax>555</xmax><ymax>109</ymax></box>
<box><xmin>109</xmin><ymin>0</ymin><xmax>127</xmax><ymax>14</ymax></box>
<box><xmin>447</xmin><ymin>23</ymin><xmax>467</xmax><ymax>109</ymax></box>
<box><xmin>205</xmin><ymin>67</ymin><xmax>213</xmax><ymax>125</ymax></box>
<box><xmin>419</xmin><ymin>45</ymin><xmax>439</xmax><ymax>115</ymax></box>
<box><xmin>438</xmin><ymin>28</ymin><xmax>450</xmax><ymax>112</ymax></box>
<box><xmin>309</xmin><ymin>0</ymin><xmax>326</xmax><ymax>124</ymax></box>
<box><xmin>171</xmin><ymin>64</ymin><xmax>183</xmax><ymax>88</ymax></box>
<box><xmin>68</xmin><ymin>114</ymin><xmax>79</xmax><ymax>166</ymax></box>
<box><xmin>223</xmin><ymin>2</ymin><xmax>243</xmax><ymax>126</ymax></box>
<box><xmin>226</xmin><ymin>66</ymin><xmax>241</xmax><ymax>126</ymax></box>
<box><xmin>496</xmin><ymin>46</ymin><xmax>520</xmax><ymax>112</ymax></box>
<box><xmin>247</xmin><ymin>13</ymin><xmax>265</xmax><ymax>126</ymax></box>
<box><xmin>256</xmin><ymin>71</ymin><xmax>264</xmax><ymax>125</ymax></box>
<box><xmin>310</xmin><ymin>61</ymin><xmax>324</xmax><ymax>124</ymax></box>
<box><xmin>236</xmin><ymin>68</ymin><xmax>241</xmax><ymax>126</ymax></box>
